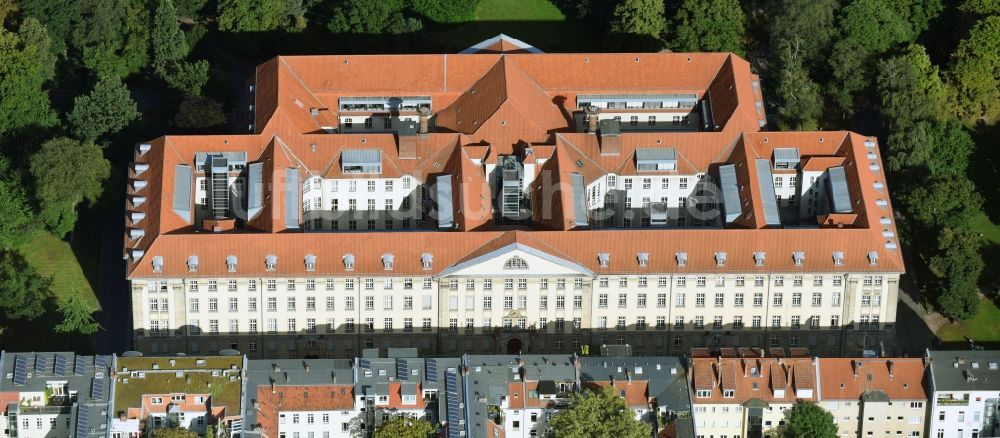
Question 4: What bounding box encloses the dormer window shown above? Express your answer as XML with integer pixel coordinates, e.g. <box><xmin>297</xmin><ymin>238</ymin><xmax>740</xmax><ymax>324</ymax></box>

<box><xmin>382</xmin><ymin>254</ymin><xmax>394</xmax><ymax>271</ymax></box>
<box><xmin>152</xmin><ymin>256</ymin><xmax>164</xmax><ymax>273</ymax></box>
<box><xmin>226</xmin><ymin>255</ymin><xmax>237</xmax><ymax>273</ymax></box>
<box><xmin>868</xmin><ymin>251</ymin><xmax>878</xmax><ymax>266</ymax></box>
<box><xmin>304</xmin><ymin>254</ymin><xmax>316</xmax><ymax>272</ymax></box>
<box><xmin>187</xmin><ymin>256</ymin><xmax>199</xmax><ymax>272</ymax></box>
<box><xmin>723</xmin><ymin>389</ymin><xmax>735</xmax><ymax>398</ymax></box>
<box><xmin>344</xmin><ymin>254</ymin><xmax>355</xmax><ymax>271</ymax></box>
<box><xmin>265</xmin><ymin>255</ymin><xmax>277</xmax><ymax>271</ymax></box>
<box><xmin>792</xmin><ymin>251</ymin><xmax>805</xmax><ymax>266</ymax></box>
<box><xmin>637</xmin><ymin>252</ymin><xmax>649</xmax><ymax>267</ymax></box>
<box><xmin>676</xmin><ymin>252</ymin><xmax>688</xmax><ymax>267</ymax></box>
<box><xmin>598</xmin><ymin>253</ymin><xmax>610</xmax><ymax>269</ymax></box>
<box><xmin>754</xmin><ymin>251</ymin><xmax>765</xmax><ymax>266</ymax></box>
<box><xmin>695</xmin><ymin>389</ymin><xmax>711</xmax><ymax>398</ymax></box>
<box><xmin>715</xmin><ymin>252</ymin><xmax>727</xmax><ymax>267</ymax></box>
<box><xmin>421</xmin><ymin>253</ymin><xmax>433</xmax><ymax>270</ymax></box>
<box><xmin>832</xmin><ymin>251</ymin><xmax>845</xmax><ymax>266</ymax></box>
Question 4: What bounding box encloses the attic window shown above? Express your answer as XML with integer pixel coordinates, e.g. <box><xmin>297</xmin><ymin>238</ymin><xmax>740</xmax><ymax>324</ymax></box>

<box><xmin>382</xmin><ymin>254</ymin><xmax>394</xmax><ymax>271</ymax></box>
<box><xmin>637</xmin><ymin>252</ymin><xmax>649</xmax><ymax>267</ymax></box>
<box><xmin>305</xmin><ymin>254</ymin><xmax>317</xmax><ymax>272</ymax></box>
<box><xmin>265</xmin><ymin>255</ymin><xmax>277</xmax><ymax>271</ymax></box>
<box><xmin>344</xmin><ymin>254</ymin><xmax>355</xmax><ymax>271</ymax></box>
<box><xmin>832</xmin><ymin>251</ymin><xmax>845</xmax><ymax>266</ymax></box>
<box><xmin>421</xmin><ymin>253</ymin><xmax>433</xmax><ymax>270</ymax></box>
<box><xmin>867</xmin><ymin>251</ymin><xmax>878</xmax><ymax>266</ymax></box>
<box><xmin>792</xmin><ymin>251</ymin><xmax>805</xmax><ymax>266</ymax></box>
<box><xmin>575</xmin><ymin>160</ymin><xmax>584</xmax><ymax>168</ymax></box>
<box><xmin>598</xmin><ymin>253</ymin><xmax>610</xmax><ymax>269</ymax></box>
<box><xmin>675</xmin><ymin>252</ymin><xmax>688</xmax><ymax>267</ymax></box>
<box><xmin>226</xmin><ymin>255</ymin><xmax>238</xmax><ymax>273</ymax></box>
<box><xmin>715</xmin><ymin>252</ymin><xmax>727</xmax><ymax>267</ymax></box>
<box><xmin>754</xmin><ymin>252</ymin><xmax>766</xmax><ymax>266</ymax></box>
<box><xmin>504</xmin><ymin>256</ymin><xmax>528</xmax><ymax>270</ymax></box>
<box><xmin>187</xmin><ymin>256</ymin><xmax>199</xmax><ymax>272</ymax></box>
<box><xmin>152</xmin><ymin>256</ymin><xmax>164</xmax><ymax>273</ymax></box>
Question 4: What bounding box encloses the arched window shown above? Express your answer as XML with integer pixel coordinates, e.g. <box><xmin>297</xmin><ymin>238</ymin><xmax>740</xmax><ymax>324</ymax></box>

<box><xmin>503</xmin><ymin>256</ymin><xmax>528</xmax><ymax>270</ymax></box>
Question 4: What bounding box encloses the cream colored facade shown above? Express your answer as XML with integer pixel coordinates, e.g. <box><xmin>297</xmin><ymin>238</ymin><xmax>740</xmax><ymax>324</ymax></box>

<box><xmin>131</xmin><ymin>243</ymin><xmax>899</xmax><ymax>358</ymax></box>
<box><xmin>822</xmin><ymin>398</ymin><xmax>926</xmax><ymax>438</ymax></box>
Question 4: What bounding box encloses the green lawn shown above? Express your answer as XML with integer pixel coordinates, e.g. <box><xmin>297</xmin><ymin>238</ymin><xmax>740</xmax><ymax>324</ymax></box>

<box><xmin>476</xmin><ymin>0</ymin><xmax>567</xmax><ymax>21</ymax></box>
<box><xmin>937</xmin><ymin>297</ymin><xmax>1000</xmax><ymax>343</ymax></box>
<box><xmin>433</xmin><ymin>0</ymin><xmax>601</xmax><ymax>53</ymax></box>
<box><xmin>18</xmin><ymin>231</ymin><xmax>99</xmax><ymax>309</ymax></box>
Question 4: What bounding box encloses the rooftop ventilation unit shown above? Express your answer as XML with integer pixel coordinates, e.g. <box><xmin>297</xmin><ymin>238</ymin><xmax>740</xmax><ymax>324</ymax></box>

<box><xmin>208</xmin><ymin>156</ymin><xmax>230</xmax><ymax>218</ymax></box>
<box><xmin>341</xmin><ymin>149</ymin><xmax>382</xmax><ymax>174</ymax></box>
<box><xmin>772</xmin><ymin>148</ymin><xmax>800</xmax><ymax>170</ymax></box>
<box><xmin>498</xmin><ymin>155</ymin><xmax>525</xmax><ymax>222</ymax></box>
<box><xmin>635</xmin><ymin>148</ymin><xmax>677</xmax><ymax>171</ymax></box>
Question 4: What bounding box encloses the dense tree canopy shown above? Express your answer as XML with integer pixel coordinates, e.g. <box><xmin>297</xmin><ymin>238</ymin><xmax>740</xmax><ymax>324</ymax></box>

<box><xmin>547</xmin><ymin>386</ymin><xmax>649</xmax><ymax>438</ymax></box>
<box><xmin>0</xmin><ymin>251</ymin><xmax>51</xmax><ymax>321</ymax></box>
<box><xmin>164</xmin><ymin>60</ymin><xmax>210</xmax><ymax>95</ymax></box>
<box><xmin>72</xmin><ymin>0</ymin><xmax>150</xmax><ymax>78</ymax></box>
<box><xmin>769</xmin><ymin>0</ymin><xmax>839</xmax><ymax>68</ymax></box>
<box><xmin>670</xmin><ymin>0</ymin><xmax>745</xmax><ymax>55</ymax></box>
<box><xmin>607</xmin><ymin>0</ymin><xmax>665</xmax><ymax>50</ymax></box>
<box><xmin>217</xmin><ymin>0</ymin><xmax>289</xmax><ymax>32</ymax></box>
<box><xmin>372</xmin><ymin>417</ymin><xmax>436</xmax><ymax>438</ymax></box>
<box><xmin>949</xmin><ymin>15</ymin><xmax>1000</xmax><ymax>120</ymax></box>
<box><xmin>18</xmin><ymin>0</ymin><xmax>76</xmax><ymax>55</ymax></box>
<box><xmin>775</xmin><ymin>39</ymin><xmax>823</xmax><ymax>131</ymax></box>
<box><xmin>931</xmin><ymin>227</ymin><xmax>985</xmax><ymax>320</ymax></box>
<box><xmin>29</xmin><ymin>138</ymin><xmax>111</xmax><ymax>238</ymax></box>
<box><xmin>0</xmin><ymin>158</ymin><xmax>35</xmax><ymax>250</ymax></box>
<box><xmin>839</xmin><ymin>0</ymin><xmax>914</xmax><ymax>54</ymax></box>
<box><xmin>327</xmin><ymin>0</ymin><xmax>422</xmax><ymax>34</ymax></box>
<box><xmin>152</xmin><ymin>0</ymin><xmax>188</xmax><ymax>76</ymax></box>
<box><xmin>877</xmin><ymin>44</ymin><xmax>951</xmax><ymax>129</ymax></box>
<box><xmin>0</xmin><ymin>22</ymin><xmax>57</xmax><ymax>137</ymax></box>
<box><xmin>68</xmin><ymin>74</ymin><xmax>141</xmax><ymax>142</ymax></box>
<box><xmin>783</xmin><ymin>402</ymin><xmax>837</xmax><ymax>438</ymax></box>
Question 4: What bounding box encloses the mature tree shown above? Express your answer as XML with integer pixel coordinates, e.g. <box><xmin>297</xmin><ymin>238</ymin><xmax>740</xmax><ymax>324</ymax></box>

<box><xmin>548</xmin><ymin>386</ymin><xmax>649</xmax><ymax>438</ymax></box>
<box><xmin>174</xmin><ymin>95</ymin><xmax>226</xmax><ymax>128</ymax></box>
<box><xmin>607</xmin><ymin>0</ymin><xmax>665</xmax><ymax>50</ymax></box>
<box><xmin>174</xmin><ymin>0</ymin><xmax>209</xmax><ymax>19</ymax></box>
<box><xmin>838</xmin><ymin>0</ymin><xmax>914</xmax><ymax>54</ymax></box>
<box><xmin>769</xmin><ymin>0</ymin><xmax>839</xmax><ymax>68</ymax></box>
<box><xmin>0</xmin><ymin>158</ymin><xmax>36</xmax><ymax>250</ymax></box>
<box><xmin>18</xmin><ymin>0</ymin><xmax>77</xmax><ymax>55</ymax></box>
<box><xmin>877</xmin><ymin>44</ymin><xmax>951</xmax><ymax>129</ymax></box>
<box><xmin>327</xmin><ymin>0</ymin><xmax>422</xmax><ymax>34</ymax></box>
<box><xmin>152</xmin><ymin>0</ymin><xmax>188</xmax><ymax>76</ymax></box>
<box><xmin>0</xmin><ymin>23</ymin><xmax>57</xmax><ymax>137</ymax></box>
<box><xmin>826</xmin><ymin>38</ymin><xmax>870</xmax><ymax>115</ymax></box>
<box><xmin>961</xmin><ymin>0</ymin><xmax>1000</xmax><ymax>14</ymax></box>
<box><xmin>775</xmin><ymin>39</ymin><xmax>823</xmax><ymax>131</ymax></box>
<box><xmin>897</xmin><ymin>0</ymin><xmax>943</xmax><ymax>36</ymax></box>
<box><xmin>53</xmin><ymin>289</ymin><xmax>101</xmax><ymax>335</ymax></box>
<box><xmin>68</xmin><ymin>74</ymin><xmax>141</xmax><ymax>142</ymax></box>
<box><xmin>411</xmin><ymin>0</ymin><xmax>480</xmax><ymax>23</ymax></box>
<box><xmin>884</xmin><ymin>119</ymin><xmax>973</xmax><ymax>181</ymax></box>
<box><xmin>17</xmin><ymin>18</ymin><xmax>57</xmax><ymax>83</ymax></box>
<box><xmin>670</xmin><ymin>0</ymin><xmax>745</xmax><ymax>55</ymax></box>
<box><xmin>783</xmin><ymin>402</ymin><xmax>837</xmax><ymax>438</ymax></box>
<box><xmin>217</xmin><ymin>0</ymin><xmax>288</xmax><ymax>32</ymax></box>
<box><xmin>949</xmin><ymin>15</ymin><xmax>1000</xmax><ymax>120</ymax></box>
<box><xmin>373</xmin><ymin>417</ymin><xmax>436</xmax><ymax>438</ymax></box>
<box><xmin>72</xmin><ymin>0</ymin><xmax>150</xmax><ymax>78</ymax></box>
<box><xmin>152</xmin><ymin>428</ymin><xmax>199</xmax><ymax>438</ymax></box>
<box><xmin>29</xmin><ymin>138</ymin><xmax>111</xmax><ymax>237</ymax></box>
<box><xmin>164</xmin><ymin>60</ymin><xmax>209</xmax><ymax>96</ymax></box>
<box><xmin>931</xmin><ymin>227</ymin><xmax>984</xmax><ymax>320</ymax></box>
<box><xmin>0</xmin><ymin>251</ymin><xmax>51</xmax><ymax>321</ymax></box>
<box><xmin>903</xmin><ymin>175</ymin><xmax>981</xmax><ymax>229</ymax></box>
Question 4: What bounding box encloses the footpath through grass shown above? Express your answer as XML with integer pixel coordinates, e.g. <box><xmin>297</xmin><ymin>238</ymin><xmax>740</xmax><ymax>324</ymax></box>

<box><xmin>936</xmin><ymin>297</ymin><xmax>1000</xmax><ymax>343</ymax></box>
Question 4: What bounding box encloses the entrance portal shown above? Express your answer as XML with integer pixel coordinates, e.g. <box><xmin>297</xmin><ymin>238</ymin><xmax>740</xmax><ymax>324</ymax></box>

<box><xmin>506</xmin><ymin>338</ymin><xmax>522</xmax><ymax>354</ymax></box>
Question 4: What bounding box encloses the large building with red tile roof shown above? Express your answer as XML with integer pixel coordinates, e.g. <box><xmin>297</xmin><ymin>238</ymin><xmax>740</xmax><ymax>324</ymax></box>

<box><xmin>125</xmin><ymin>37</ymin><xmax>902</xmax><ymax>360</ymax></box>
<box><xmin>817</xmin><ymin>357</ymin><xmax>928</xmax><ymax>438</ymax></box>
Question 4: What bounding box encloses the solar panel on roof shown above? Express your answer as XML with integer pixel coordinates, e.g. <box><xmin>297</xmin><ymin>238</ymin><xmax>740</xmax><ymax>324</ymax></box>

<box><xmin>95</xmin><ymin>356</ymin><xmax>107</xmax><ymax>370</ymax></box>
<box><xmin>397</xmin><ymin>360</ymin><xmax>408</xmax><ymax>381</ymax></box>
<box><xmin>426</xmin><ymin>359</ymin><xmax>438</xmax><ymax>383</ymax></box>
<box><xmin>54</xmin><ymin>354</ymin><xmax>67</xmax><ymax>376</ymax></box>
<box><xmin>35</xmin><ymin>355</ymin><xmax>48</xmax><ymax>375</ymax></box>
<box><xmin>445</xmin><ymin>370</ymin><xmax>461</xmax><ymax>438</ymax></box>
<box><xmin>12</xmin><ymin>356</ymin><xmax>27</xmax><ymax>386</ymax></box>
<box><xmin>75</xmin><ymin>404</ymin><xmax>89</xmax><ymax>438</ymax></box>
<box><xmin>74</xmin><ymin>356</ymin><xmax>85</xmax><ymax>375</ymax></box>
<box><xmin>91</xmin><ymin>378</ymin><xmax>105</xmax><ymax>400</ymax></box>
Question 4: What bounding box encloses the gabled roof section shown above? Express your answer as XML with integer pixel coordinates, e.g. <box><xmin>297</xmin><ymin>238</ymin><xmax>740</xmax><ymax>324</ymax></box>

<box><xmin>441</xmin><ymin>231</ymin><xmax>593</xmax><ymax>277</ymax></box>
<box><xmin>460</xmin><ymin>34</ymin><xmax>543</xmax><ymax>54</ymax></box>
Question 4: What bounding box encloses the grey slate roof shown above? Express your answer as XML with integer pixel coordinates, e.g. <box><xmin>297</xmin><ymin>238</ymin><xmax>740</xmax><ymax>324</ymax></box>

<box><xmin>241</xmin><ymin>358</ymin><xmax>355</xmax><ymax>438</ymax></box>
<box><xmin>928</xmin><ymin>350</ymin><xmax>1000</xmax><ymax>392</ymax></box>
<box><xmin>0</xmin><ymin>351</ymin><xmax>113</xmax><ymax>438</ymax></box>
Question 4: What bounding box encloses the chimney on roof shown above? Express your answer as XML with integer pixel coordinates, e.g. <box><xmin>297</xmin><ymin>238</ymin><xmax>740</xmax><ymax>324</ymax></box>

<box><xmin>585</xmin><ymin>106</ymin><xmax>599</xmax><ymax>133</ymax></box>
<box><xmin>625</xmin><ymin>368</ymin><xmax>632</xmax><ymax>383</ymax></box>
<box><xmin>852</xmin><ymin>360</ymin><xmax>860</xmax><ymax>379</ymax></box>
<box><xmin>598</xmin><ymin>119</ymin><xmax>621</xmax><ymax>156</ymax></box>
<box><xmin>418</xmin><ymin>107</ymin><xmax>432</xmax><ymax>136</ymax></box>
<box><xmin>887</xmin><ymin>360</ymin><xmax>894</xmax><ymax>380</ymax></box>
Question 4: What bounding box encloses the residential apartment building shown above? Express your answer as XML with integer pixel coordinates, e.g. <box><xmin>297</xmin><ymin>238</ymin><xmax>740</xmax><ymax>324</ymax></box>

<box><xmin>817</xmin><ymin>358</ymin><xmax>927</xmax><ymax>438</ymax></box>
<box><xmin>927</xmin><ymin>350</ymin><xmax>1000</xmax><ymax>438</ymax></box>
<box><xmin>0</xmin><ymin>352</ymin><xmax>112</xmax><ymax>438</ymax></box>
<box><xmin>124</xmin><ymin>35</ymin><xmax>903</xmax><ymax>359</ymax></box>
<box><xmin>690</xmin><ymin>348</ymin><xmax>818</xmax><ymax>438</ymax></box>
